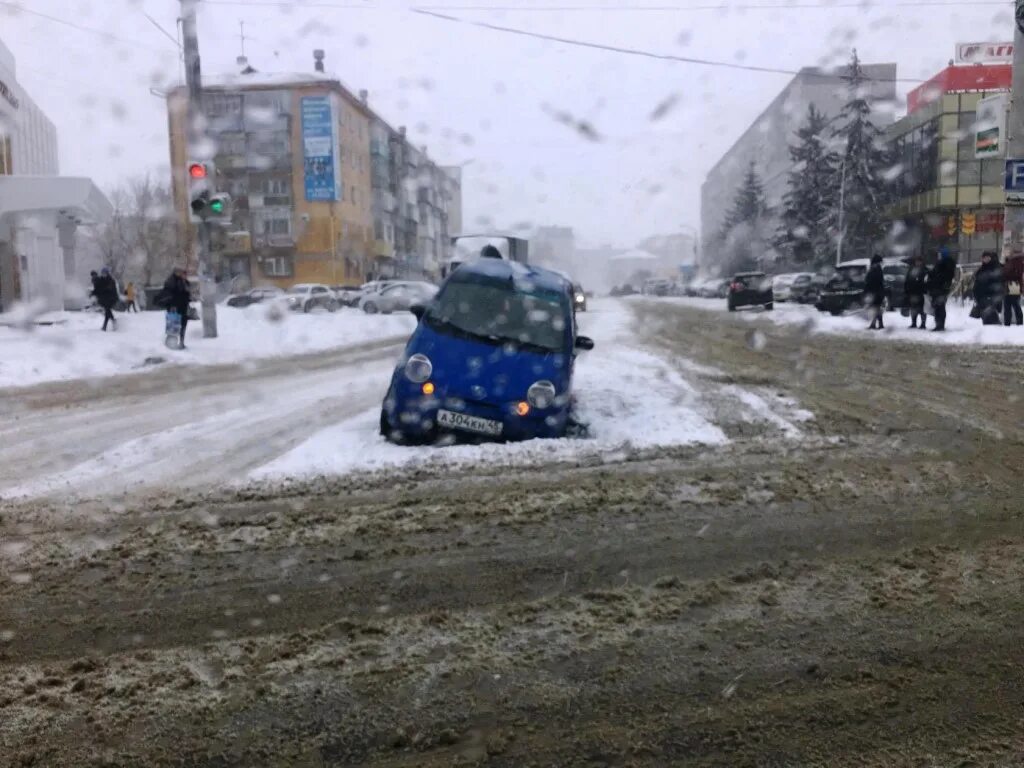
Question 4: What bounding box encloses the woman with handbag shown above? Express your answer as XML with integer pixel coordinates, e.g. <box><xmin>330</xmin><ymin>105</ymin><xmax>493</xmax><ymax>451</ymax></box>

<box><xmin>1003</xmin><ymin>253</ymin><xmax>1024</xmax><ymax>326</ymax></box>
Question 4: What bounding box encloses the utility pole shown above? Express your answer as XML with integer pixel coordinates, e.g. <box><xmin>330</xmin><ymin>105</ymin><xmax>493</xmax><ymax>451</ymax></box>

<box><xmin>181</xmin><ymin>0</ymin><xmax>218</xmax><ymax>338</ymax></box>
<box><xmin>835</xmin><ymin>156</ymin><xmax>847</xmax><ymax>267</ymax></box>
<box><xmin>1002</xmin><ymin>4</ymin><xmax>1024</xmax><ymax>264</ymax></box>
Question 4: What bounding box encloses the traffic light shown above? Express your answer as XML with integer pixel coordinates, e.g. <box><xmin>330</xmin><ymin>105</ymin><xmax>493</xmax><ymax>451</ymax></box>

<box><xmin>187</xmin><ymin>161</ymin><xmax>230</xmax><ymax>222</ymax></box>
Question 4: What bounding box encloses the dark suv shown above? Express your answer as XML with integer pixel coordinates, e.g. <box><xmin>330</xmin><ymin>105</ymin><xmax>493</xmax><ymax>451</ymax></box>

<box><xmin>727</xmin><ymin>272</ymin><xmax>773</xmax><ymax>311</ymax></box>
<box><xmin>816</xmin><ymin>258</ymin><xmax>906</xmax><ymax>315</ymax></box>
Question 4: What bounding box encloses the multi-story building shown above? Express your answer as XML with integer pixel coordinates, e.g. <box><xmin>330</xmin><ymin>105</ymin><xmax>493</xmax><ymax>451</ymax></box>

<box><xmin>886</xmin><ymin>57</ymin><xmax>1011</xmax><ymax>266</ymax></box>
<box><xmin>700</xmin><ymin>63</ymin><xmax>897</xmax><ymax>270</ymax></box>
<box><xmin>168</xmin><ymin>54</ymin><xmax>461</xmax><ymax>289</ymax></box>
<box><xmin>167</xmin><ymin>56</ymin><xmax>374</xmax><ymax>289</ymax></box>
<box><xmin>1</xmin><ymin>36</ymin><xmax>109</xmax><ymax>312</ymax></box>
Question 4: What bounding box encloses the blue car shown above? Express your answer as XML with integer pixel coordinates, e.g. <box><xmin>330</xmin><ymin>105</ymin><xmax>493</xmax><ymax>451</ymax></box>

<box><xmin>380</xmin><ymin>258</ymin><xmax>595</xmax><ymax>443</ymax></box>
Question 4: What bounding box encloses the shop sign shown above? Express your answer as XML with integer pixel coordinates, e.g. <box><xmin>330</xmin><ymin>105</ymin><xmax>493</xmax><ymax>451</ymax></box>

<box><xmin>956</xmin><ymin>42</ymin><xmax>1013</xmax><ymax>65</ymax></box>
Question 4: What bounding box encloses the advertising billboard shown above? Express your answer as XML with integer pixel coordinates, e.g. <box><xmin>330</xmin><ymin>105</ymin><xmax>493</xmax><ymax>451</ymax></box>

<box><xmin>301</xmin><ymin>95</ymin><xmax>339</xmax><ymax>201</ymax></box>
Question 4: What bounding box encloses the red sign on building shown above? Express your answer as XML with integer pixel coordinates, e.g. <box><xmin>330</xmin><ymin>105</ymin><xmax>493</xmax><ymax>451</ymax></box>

<box><xmin>906</xmin><ymin>64</ymin><xmax>1012</xmax><ymax>114</ymax></box>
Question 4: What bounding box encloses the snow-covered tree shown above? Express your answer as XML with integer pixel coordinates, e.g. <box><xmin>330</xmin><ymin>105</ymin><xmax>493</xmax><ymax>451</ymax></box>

<box><xmin>827</xmin><ymin>49</ymin><xmax>895</xmax><ymax>261</ymax></box>
<box><xmin>719</xmin><ymin>162</ymin><xmax>771</xmax><ymax>273</ymax></box>
<box><xmin>777</xmin><ymin>104</ymin><xmax>837</xmax><ymax>267</ymax></box>
<box><xmin>86</xmin><ymin>175</ymin><xmax>181</xmax><ymax>287</ymax></box>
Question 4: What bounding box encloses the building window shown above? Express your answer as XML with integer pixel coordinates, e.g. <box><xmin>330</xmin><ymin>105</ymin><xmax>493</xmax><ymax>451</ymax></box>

<box><xmin>351</xmin><ymin>186</ymin><xmax>357</xmax><ymax>205</ymax></box>
<box><xmin>0</xmin><ymin>135</ymin><xmax>11</xmax><ymax>175</ymax></box>
<box><xmin>263</xmin><ymin>178</ymin><xmax>290</xmax><ymax>195</ymax></box>
<box><xmin>205</xmin><ymin>93</ymin><xmax>242</xmax><ymax>117</ymax></box>
<box><xmin>266</xmin><ymin>217</ymin><xmax>291</xmax><ymax>235</ymax></box>
<box><xmin>262</xmin><ymin>256</ymin><xmax>292</xmax><ymax>277</ymax></box>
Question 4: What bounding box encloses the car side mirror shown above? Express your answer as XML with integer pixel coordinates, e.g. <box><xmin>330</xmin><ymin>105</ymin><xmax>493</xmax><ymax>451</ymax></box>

<box><xmin>575</xmin><ymin>335</ymin><xmax>594</xmax><ymax>351</ymax></box>
<box><xmin>410</xmin><ymin>304</ymin><xmax>426</xmax><ymax>320</ymax></box>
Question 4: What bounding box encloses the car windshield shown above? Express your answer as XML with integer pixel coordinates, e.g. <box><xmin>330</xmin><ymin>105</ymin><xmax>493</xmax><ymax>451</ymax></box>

<box><xmin>426</xmin><ymin>279</ymin><xmax>568</xmax><ymax>352</ymax></box>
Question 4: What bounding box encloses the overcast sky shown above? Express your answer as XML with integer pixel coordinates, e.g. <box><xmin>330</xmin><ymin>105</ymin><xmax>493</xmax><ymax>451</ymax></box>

<box><xmin>1</xmin><ymin>0</ymin><xmax>1014</xmax><ymax>246</ymax></box>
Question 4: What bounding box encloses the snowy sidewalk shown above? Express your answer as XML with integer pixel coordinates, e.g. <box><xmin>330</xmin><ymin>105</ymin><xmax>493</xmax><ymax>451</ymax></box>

<box><xmin>661</xmin><ymin>296</ymin><xmax>1024</xmax><ymax>347</ymax></box>
<box><xmin>0</xmin><ymin>303</ymin><xmax>416</xmax><ymax>389</ymax></box>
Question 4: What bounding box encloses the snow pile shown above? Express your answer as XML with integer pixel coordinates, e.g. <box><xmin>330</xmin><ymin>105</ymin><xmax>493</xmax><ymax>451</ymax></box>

<box><xmin>251</xmin><ymin>303</ymin><xmax>728</xmax><ymax>481</ymax></box>
<box><xmin>0</xmin><ymin>304</ymin><xmax>416</xmax><ymax>388</ymax></box>
<box><xmin>667</xmin><ymin>296</ymin><xmax>1024</xmax><ymax>346</ymax></box>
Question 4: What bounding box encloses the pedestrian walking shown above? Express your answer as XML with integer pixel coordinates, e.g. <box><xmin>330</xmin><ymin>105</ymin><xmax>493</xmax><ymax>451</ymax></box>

<box><xmin>904</xmin><ymin>254</ymin><xmax>929</xmax><ymax>329</ymax></box>
<box><xmin>1002</xmin><ymin>252</ymin><xmax>1024</xmax><ymax>326</ymax></box>
<box><xmin>160</xmin><ymin>267</ymin><xmax>192</xmax><ymax>349</ymax></box>
<box><xmin>928</xmin><ymin>249</ymin><xmax>956</xmax><ymax>332</ymax></box>
<box><xmin>972</xmin><ymin>251</ymin><xmax>1004</xmax><ymax>326</ymax></box>
<box><xmin>124</xmin><ymin>281</ymin><xmax>138</xmax><ymax>313</ymax></box>
<box><xmin>865</xmin><ymin>254</ymin><xmax>886</xmax><ymax>330</ymax></box>
<box><xmin>94</xmin><ymin>267</ymin><xmax>119</xmax><ymax>331</ymax></box>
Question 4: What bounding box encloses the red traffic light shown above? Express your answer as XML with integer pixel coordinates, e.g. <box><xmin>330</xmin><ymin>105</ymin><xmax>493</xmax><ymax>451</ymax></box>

<box><xmin>188</xmin><ymin>162</ymin><xmax>207</xmax><ymax>180</ymax></box>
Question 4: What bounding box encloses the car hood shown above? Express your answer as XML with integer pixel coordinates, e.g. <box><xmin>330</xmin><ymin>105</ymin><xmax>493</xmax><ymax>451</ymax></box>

<box><xmin>405</xmin><ymin>323</ymin><xmax>571</xmax><ymax>401</ymax></box>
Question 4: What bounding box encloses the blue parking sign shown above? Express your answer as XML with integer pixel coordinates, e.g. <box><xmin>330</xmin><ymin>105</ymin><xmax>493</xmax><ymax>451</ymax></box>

<box><xmin>1005</xmin><ymin>159</ymin><xmax>1024</xmax><ymax>204</ymax></box>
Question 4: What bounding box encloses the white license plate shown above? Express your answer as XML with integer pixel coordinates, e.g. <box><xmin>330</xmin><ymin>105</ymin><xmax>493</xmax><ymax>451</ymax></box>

<box><xmin>436</xmin><ymin>409</ymin><xmax>503</xmax><ymax>436</ymax></box>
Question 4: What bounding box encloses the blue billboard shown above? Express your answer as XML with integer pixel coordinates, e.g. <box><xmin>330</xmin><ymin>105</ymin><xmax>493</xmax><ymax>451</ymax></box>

<box><xmin>301</xmin><ymin>96</ymin><xmax>338</xmax><ymax>201</ymax></box>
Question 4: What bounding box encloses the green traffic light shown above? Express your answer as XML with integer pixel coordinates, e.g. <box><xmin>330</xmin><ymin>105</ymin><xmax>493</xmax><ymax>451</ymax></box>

<box><xmin>209</xmin><ymin>199</ymin><xmax>224</xmax><ymax>214</ymax></box>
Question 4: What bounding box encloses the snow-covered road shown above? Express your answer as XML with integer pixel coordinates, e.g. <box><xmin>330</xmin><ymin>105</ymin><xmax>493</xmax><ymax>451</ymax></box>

<box><xmin>0</xmin><ymin>300</ymin><xmax>813</xmax><ymax>502</ymax></box>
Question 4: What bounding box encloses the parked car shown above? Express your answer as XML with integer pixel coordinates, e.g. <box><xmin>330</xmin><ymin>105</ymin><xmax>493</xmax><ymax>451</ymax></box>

<box><xmin>815</xmin><ymin>258</ymin><xmax>906</xmax><ymax>315</ymax></box>
<box><xmin>285</xmin><ymin>283</ymin><xmax>338</xmax><ymax>313</ymax></box>
<box><xmin>788</xmin><ymin>273</ymin><xmax>824</xmax><ymax>304</ymax></box>
<box><xmin>772</xmin><ymin>272</ymin><xmax>814</xmax><ymax>302</ymax></box>
<box><xmin>360</xmin><ymin>281</ymin><xmax>437</xmax><ymax>314</ymax></box>
<box><xmin>331</xmin><ymin>286</ymin><xmax>363</xmax><ymax>307</ymax></box>
<box><xmin>815</xmin><ymin>261</ymin><xmax>869</xmax><ymax>315</ymax></box>
<box><xmin>226</xmin><ymin>286</ymin><xmax>284</xmax><ymax>308</ymax></box>
<box><xmin>572</xmin><ymin>283</ymin><xmax>587</xmax><ymax>312</ymax></box>
<box><xmin>380</xmin><ymin>258</ymin><xmax>593</xmax><ymax>444</ymax></box>
<box><xmin>727</xmin><ymin>272</ymin><xmax>773</xmax><ymax>311</ymax></box>
<box><xmin>700</xmin><ymin>278</ymin><xmax>731</xmax><ymax>299</ymax></box>
<box><xmin>642</xmin><ymin>278</ymin><xmax>671</xmax><ymax>296</ymax></box>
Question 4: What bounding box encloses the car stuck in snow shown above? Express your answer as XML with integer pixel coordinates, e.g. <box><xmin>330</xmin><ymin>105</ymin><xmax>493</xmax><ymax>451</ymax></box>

<box><xmin>380</xmin><ymin>257</ymin><xmax>594</xmax><ymax>444</ymax></box>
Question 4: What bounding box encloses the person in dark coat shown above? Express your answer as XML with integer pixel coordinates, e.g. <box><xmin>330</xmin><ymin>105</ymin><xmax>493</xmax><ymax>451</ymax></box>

<box><xmin>864</xmin><ymin>254</ymin><xmax>886</xmax><ymax>330</ymax></box>
<box><xmin>928</xmin><ymin>249</ymin><xmax>956</xmax><ymax>332</ymax></box>
<box><xmin>904</xmin><ymin>254</ymin><xmax>929</xmax><ymax>329</ymax></box>
<box><xmin>973</xmin><ymin>250</ymin><xmax>1004</xmax><ymax>326</ymax></box>
<box><xmin>1002</xmin><ymin>252</ymin><xmax>1024</xmax><ymax>326</ymax></box>
<box><xmin>161</xmin><ymin>267</ymin><xmax>192</xmax><ymax>349</ymax></box>
<box><xmin>93</xmin><ymin>267</ymin><xmax>119</xmax><ymax>332</ymax></box>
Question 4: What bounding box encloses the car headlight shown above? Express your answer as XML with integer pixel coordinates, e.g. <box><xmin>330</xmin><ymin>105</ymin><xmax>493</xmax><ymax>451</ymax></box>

<box><xmin>575</xmin><ymin>294</ymin><xmax>584</xmax><ymax>302</ymax></box>
<box><xmin>527</xmin><ymin>380</ymin><xmax>557</xmax><ymax>409</ymax></box>
<box><xmin>404</xmin><ymin>353</ymin><xmax>433</xmax><ymax>383</ymax></box>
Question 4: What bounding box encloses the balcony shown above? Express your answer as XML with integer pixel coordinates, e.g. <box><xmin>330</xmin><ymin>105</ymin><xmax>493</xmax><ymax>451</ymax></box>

<box><xmin>223</xmin><ymin>231</ymin><xmax>251</xmax><ymax>255</ymax></box>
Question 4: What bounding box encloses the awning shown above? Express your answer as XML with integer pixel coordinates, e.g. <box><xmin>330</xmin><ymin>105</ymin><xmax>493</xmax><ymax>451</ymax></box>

<box><xmin>0</xmin><ymin>175</ymin><xmax>112</xmax><ymax>224</ymax></box>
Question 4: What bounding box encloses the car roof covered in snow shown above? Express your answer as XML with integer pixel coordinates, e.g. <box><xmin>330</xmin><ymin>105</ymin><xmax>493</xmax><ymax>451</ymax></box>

<box><xmin>451</xmin><ymin>257</ymin><xmax>571</xmax><ymax>294</ymax></box>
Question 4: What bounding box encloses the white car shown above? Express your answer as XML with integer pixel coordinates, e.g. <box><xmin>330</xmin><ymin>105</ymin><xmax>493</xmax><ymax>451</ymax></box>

<box><xmin>284</xmin><ymin>283</ymin><xmax>338</xmax><ymax>313</ymax></box>
<box><xmin>771</xmin><ymin>273</ymin><xmax>799</xmax><ymax>301</ymax></box>
<box><xmin>359</xmin><ymin>281</ymin><xmax>437</xmax><ymax>314</ymax></box>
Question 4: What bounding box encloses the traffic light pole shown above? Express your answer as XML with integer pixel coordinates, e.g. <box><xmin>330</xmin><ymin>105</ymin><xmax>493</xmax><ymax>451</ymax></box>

<box><xmin>181</xmin><ymin>0</ymin><xmax>218</xmax><ymax>338</ymax></box>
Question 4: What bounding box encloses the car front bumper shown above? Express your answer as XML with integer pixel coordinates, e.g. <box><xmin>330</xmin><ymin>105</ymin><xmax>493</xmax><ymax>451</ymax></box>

<box><xmin>383</xmin><ymin>385</ymin><xmax>569</xmax><ymax>442</ymax></box>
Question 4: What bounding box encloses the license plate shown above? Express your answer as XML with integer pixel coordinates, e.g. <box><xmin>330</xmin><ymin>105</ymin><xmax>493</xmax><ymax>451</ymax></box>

<box><xmin>436</xmin><ymin>409</ymin><xmax>503</xmax><ymax>436</ymax></box>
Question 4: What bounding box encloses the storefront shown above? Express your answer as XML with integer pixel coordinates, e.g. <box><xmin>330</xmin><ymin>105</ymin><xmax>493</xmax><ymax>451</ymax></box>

<box><xmin>887</xmin><ymin>52</ymin><xmax>1011</xmax><ymax>267</ymax></box>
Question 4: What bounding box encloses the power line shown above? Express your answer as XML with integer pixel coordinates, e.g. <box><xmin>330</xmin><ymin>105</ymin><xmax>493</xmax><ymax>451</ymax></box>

<box><xmin>412</xmin><ymin>8</ymin><xmax>928</xmax><ymax>83</ymax></box>
<box><xmin>142</xmin><ymin>11</ymin><xmax>183</xmax><ymax>49</ymax></box>
<box><xmin>0</xmin><ymin>1</ymin><xmax>176</xmax><ymax>51</ymax></box>
<box><xmin>203</xmin><ymin>0</ymin><xmax>1008</xmax><ymax>8</ymax></box>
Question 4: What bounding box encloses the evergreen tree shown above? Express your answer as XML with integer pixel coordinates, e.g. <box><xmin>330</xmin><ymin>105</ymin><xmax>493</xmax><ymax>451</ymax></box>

<box><xmin>777</xmin><ymin>104</ymin><xmax>837</xmax><ymax>267</ymax></box>
<box><xmin>827</xmin><ymin>49</ymin><xmax>894</xmax><ymax>260</ymax></box>
<box><xmin>719</xmin><ymin>162</ymin><xmax>770</xmax><ymax>273</ymax></box>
